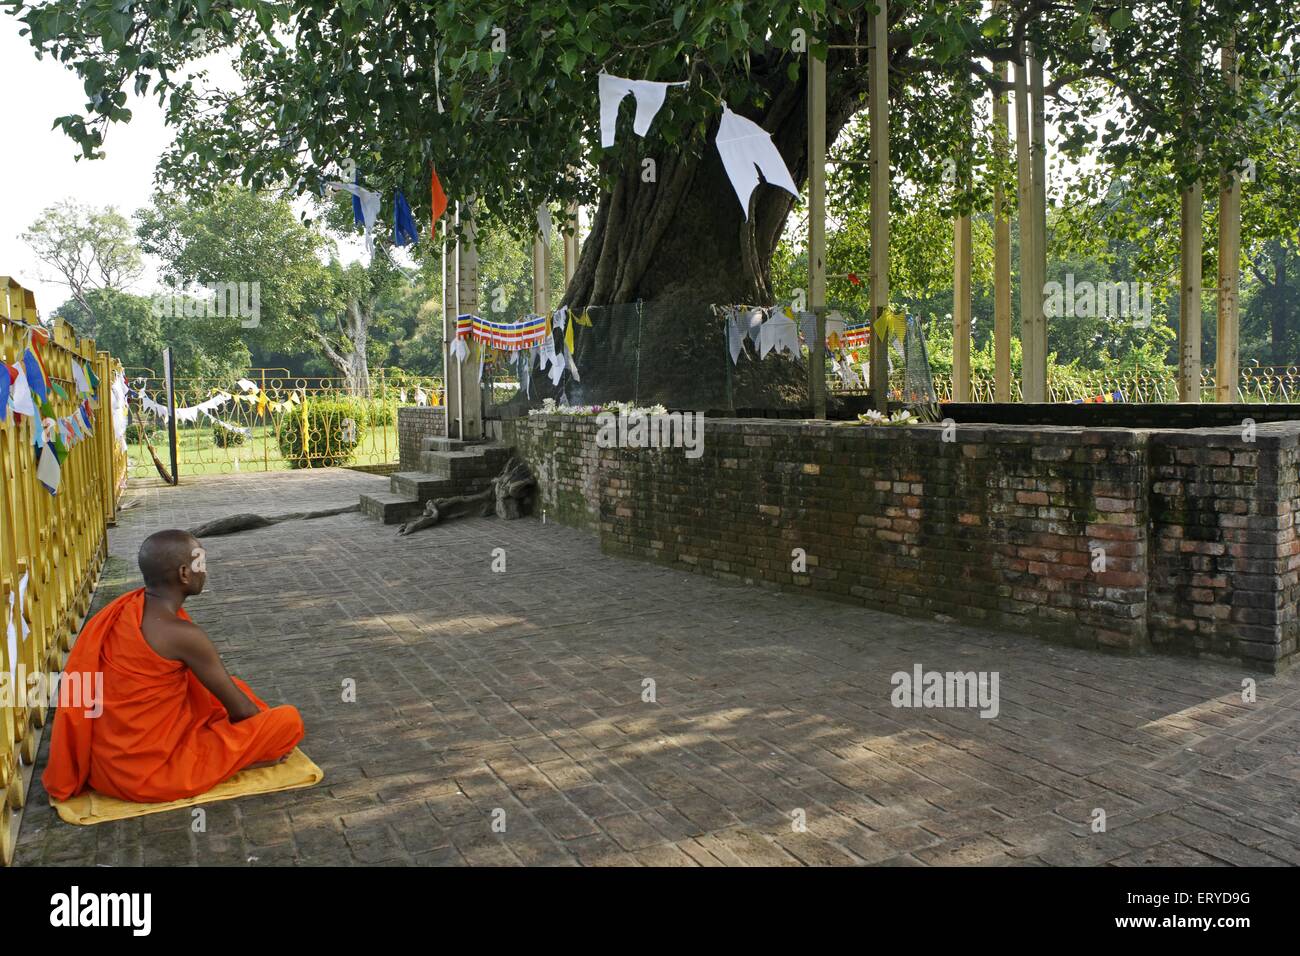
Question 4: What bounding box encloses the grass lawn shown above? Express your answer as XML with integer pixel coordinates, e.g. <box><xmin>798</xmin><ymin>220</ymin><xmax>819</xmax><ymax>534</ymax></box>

<box><xmin>128</xmin><ymin>422</ymin><xmax>399</xmax><ymax>477</ymax></box>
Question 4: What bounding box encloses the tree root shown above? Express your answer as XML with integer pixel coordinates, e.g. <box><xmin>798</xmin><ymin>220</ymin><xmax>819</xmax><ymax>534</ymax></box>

<box><xmin>398</xmin><ymin>457</ymin><xmax>536</xmax><ymax>536</ymax></box>
<box><xmin>189</xmin><ymin>504</ymin><xmax>359</xmax><ymax>538</ymax></box>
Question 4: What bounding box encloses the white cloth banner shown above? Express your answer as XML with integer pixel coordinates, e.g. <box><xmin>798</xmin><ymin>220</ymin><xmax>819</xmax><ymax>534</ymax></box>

<box><xmin>71</xmin><ymin>361</ymin><xmax>89</xmax><ymax>395</ymax></box>
<box><xmin>715</xmin><ymin>104</ymin><xmax>799</xmax><ymax>219</ymax></box>
<box><xmin>138</xmin><ymin>390</ymin><xmax>231</xmax><ymax>423</ymax></box>
<box><xmin>111</xmin><ymin>372</ymin><xmax>129</xmax><ymax>450</ymax></box>
<box><xmin>10</xmin><ymin>367</ymin><xmax>36</xmax><ymax>417</ymax></box>
<box><xmin>759</xmin><ymin>313</ymin><xmax>801</xmax><ymax>359</ymax></box>
<box><xmin>598</xmin><ymin>73</ymin><xmax>688</xmax><ymax>148</ymax></box>
<box><xmin>325</xmin><ymin>181</ymin><xmax>382</xmax><ymax>255</ymax></box>
<box><xmin>36</xmin><ymin>444</ymin><xmax>61</xmax><ymax>492</ymax></box>
<box><xmin>728</xmin><ymin>309</ymin><xmax>747</xmax><ymax>364</ymax></box>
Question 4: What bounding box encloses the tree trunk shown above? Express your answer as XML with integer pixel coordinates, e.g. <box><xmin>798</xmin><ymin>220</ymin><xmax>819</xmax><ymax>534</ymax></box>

<box><xmin>346</xmin><ymin>297</ymin><xmax>371</xmax><ymax>397</ymax></box>
<box><xmin>316</xmin><ymin>295</ymin><xmax>373</xmax><ymax>396</ymax></box>
<box><xmin>559</xmin><ymin>62</ymin><xmax>865</xmax><ymax>411</ymax></box>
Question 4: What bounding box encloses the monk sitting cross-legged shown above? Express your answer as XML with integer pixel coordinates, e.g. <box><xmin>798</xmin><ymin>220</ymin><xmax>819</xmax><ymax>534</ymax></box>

<box><xmin>43</xmin><ymin>529</ymin><xmax>305</xmax><ymax>804</ymax></box>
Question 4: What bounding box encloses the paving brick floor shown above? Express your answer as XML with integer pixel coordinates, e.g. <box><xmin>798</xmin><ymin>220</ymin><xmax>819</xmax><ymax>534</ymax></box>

<box><xmin>15</xmin><ymin>468</ymin><xmax>1300</xmax><ymax>866</ymax></box>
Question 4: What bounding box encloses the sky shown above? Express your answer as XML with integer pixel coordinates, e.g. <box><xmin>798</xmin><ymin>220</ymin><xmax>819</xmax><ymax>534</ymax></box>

<box><xmin>0</xmin><ymin>17</ymin><xmax>379</xmax><ymax>318</ymax></box>
<box><xmin>0</xmin><ymin>19</ymin><xmax>178</xmax><ymax>310</ymax></box>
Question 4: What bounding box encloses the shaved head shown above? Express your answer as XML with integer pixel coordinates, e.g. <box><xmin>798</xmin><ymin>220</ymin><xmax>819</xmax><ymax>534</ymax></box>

<box><xmin>138</xmin><ymin>530</ymin><xmax>203</xmax><ymax>589</ymax></box>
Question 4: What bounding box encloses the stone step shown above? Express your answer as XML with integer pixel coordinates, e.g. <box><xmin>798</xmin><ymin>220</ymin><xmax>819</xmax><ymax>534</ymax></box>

<box><xmin>418</xmin><ymin>443</ymin><xmax>513</xmax><ymax>479</ymax></box>
<box><xmin>358</xmin><ymin>492</ymin><xmax>424</xmax><ymax>525</ymax></box>
<box><xmin>389</xmin><ymin>471</ymin><xmax>460</xmax><ymax>502</ymax></box>
<box><xmin>420</xmin><ymin>436</ymin><xmax>485</xmax><ymax>453</ymax></box>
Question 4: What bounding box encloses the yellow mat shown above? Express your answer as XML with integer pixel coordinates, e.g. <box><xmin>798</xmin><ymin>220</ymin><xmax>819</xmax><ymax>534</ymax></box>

<box><xmin>50</xmin><ymin>748</ymin><xmax>324</xmax><ymax>826</ymax></box>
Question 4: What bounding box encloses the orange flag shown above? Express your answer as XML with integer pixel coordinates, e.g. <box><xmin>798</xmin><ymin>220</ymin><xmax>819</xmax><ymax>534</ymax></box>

<box><xmin>431</xmin><ymin>165</ymin><xmax>448</xmax><ymax>224</ymax></box>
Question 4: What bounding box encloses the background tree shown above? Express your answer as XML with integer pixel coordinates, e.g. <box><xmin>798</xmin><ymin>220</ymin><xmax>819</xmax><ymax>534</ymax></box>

<box><xmin>136</xmin><ymin>185</ymin><xmax>341</xmax><ymax>378</ymax></box>
<box><xmin>22</xmin><ymin>201</ymin><xmax>143</xmax><ymax>319</ymax></box>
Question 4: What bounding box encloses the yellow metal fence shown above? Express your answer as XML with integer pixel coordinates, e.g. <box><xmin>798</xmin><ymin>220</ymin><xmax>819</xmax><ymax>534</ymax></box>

<box><xmin>1</xmin><ymin>278</ymin><xmax>126</xmax><ymax>865</ymax></box>
<box><xmin>911</xmin><ymin>365</ymin><xmax>1300</xmax><ymax>404</ymax></box>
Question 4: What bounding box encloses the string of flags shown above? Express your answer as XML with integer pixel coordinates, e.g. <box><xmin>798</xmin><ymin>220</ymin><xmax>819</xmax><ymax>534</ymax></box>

<box><xmin>320</xmin><ymin>165</ymin><xmax>449</xmax><ymax>255</ymax></box>
<box><xmin>716</xmin><ymin>302</ymin><xmax>913</xmax><ymax>390</ymax></box>
<box><xmin>450</xmin><ymin>305</ymin><xmax>592</xmax><ymax>394</ymax></box>
<box><xmin>126</xmin><ymin>377</ymin><xmax>311</xmax><ymax>434</ymax></box>
<box><xmin>1073</xmin><ymin>391</ymin><xmax>1126</xmax><ymax>404</ymax></box>
<box><xmin>318</xmin><ymin>69</ymin><xmax>795</xmax><ymax>263</ymax></box>
<box><xmin>1</xmin><ymin>329</ymin><xmax>101</xmax><ymax>495</ymax></box>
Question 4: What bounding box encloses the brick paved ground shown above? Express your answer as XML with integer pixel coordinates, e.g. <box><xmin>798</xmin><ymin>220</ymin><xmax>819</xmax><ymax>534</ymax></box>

<box><xmin>15</xmin><ymin>469</ymin><xmax>1300</xmax><ymax>866</ymax></box>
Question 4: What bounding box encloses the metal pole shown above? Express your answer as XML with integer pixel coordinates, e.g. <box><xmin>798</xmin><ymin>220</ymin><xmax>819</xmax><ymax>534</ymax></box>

<box><xmin>162</xmin><ymin>346</ymin><xmax>178</xmax><ymax>484</ymax></box>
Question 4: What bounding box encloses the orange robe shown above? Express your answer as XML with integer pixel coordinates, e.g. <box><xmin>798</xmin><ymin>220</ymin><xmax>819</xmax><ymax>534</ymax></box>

<box><xmin>43</xmin><ymin>588</ymin><xmax>304</xmax><ymax>803</ymax></box>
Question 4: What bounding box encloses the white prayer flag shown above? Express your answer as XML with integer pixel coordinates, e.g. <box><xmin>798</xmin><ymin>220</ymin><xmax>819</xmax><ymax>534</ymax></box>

<box><xmin>71</xmin><ymin>361</ymin><xmax>89</xmax><ymax>395</ymax></box>
<box><xmin>759</xmin><ymin>313</ymin><xmax>801</xmax><ymax>359</ymax></box>
<box><xmin>728</xmin><ymin>309</ymin><xmax>747</xmax><ymax>364</ymax></box>
<box><xmin>36</xmin><ymin>445</ymin><xmax>61</xmax><ymax>492</ymax></box>
<box><xmin>715</xmin><ymin>104</ymin><xmax>799</xmax><ymax>219</ymax></box>
<box><xmin>10</xmin><ymin>367</ymin><xmax>36</xmax><ymax>417</ymax></box>
<box><xmin>598</xmin><ymin>73</ymin><xmax>688</xmax><ymax>148</ymax></box>
<box><xmin>325</xmin><ymin>181</ymin><xmax>382</xmax><ymax>254</ymax></box>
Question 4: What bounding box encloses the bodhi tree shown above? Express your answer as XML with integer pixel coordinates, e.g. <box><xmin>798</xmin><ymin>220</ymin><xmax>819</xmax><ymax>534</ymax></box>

<box><xmin>6</xmin><ymin>0</ymin><xmax>1296</xmax><ymax>405</ymax></box>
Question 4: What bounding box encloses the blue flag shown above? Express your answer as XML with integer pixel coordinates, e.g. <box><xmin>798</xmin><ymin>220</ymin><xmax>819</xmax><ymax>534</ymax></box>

<box><xmin>352</xmin><ymin>171</ymin><xmax>364</xmax><ymax>227</ymax></box>
<box><xmin>23</xmin><ymin>349</ymin><xmax>47</xmax><ymax>403</ymax></box>
<box><xmin>0</xmin><ymin>363</ymin><xmax>9</xmax><ymax>424</ymax></box>
<box><xmin>393</xmin><ymin>189</ymin><xmax>419</xmax><ymax>247</ymax></box>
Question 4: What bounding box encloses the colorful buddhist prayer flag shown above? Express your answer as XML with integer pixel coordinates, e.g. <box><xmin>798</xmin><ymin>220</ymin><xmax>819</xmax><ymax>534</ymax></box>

<box><xmin>22</xmin><ymin>348</ymin><xmax>47</xmax><ymax>403</ymax></box>
<box><xmin>841</xmin><ymin>321</ymin><xmax>872</xmax><ymax>349</ymax></box>
<box><xmin>453</xmin><ymin>313</ymin><xmax>549</xmax><ymax>353</ymax></box>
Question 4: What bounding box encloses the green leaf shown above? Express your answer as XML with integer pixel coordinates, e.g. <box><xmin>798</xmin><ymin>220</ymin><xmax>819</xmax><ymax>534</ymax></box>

<box><xmin>980</xmin><ymin>17</ymin><xmax>1006</xmax><ymax>39</ymax></box>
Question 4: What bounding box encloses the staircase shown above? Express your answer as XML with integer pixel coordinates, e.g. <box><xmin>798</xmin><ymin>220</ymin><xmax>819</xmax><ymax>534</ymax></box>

<box><xmin>359</xmin><ymin>437</ymin><xmax>514</xmax><ymax>524</ymax></box>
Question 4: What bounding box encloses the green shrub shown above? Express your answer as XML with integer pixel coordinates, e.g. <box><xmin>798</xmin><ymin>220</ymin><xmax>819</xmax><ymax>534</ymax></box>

<box><xmin>276</xmin><ymin>399</ymin><xmax>367</xmax><ymax>468</ymax></box>
<box><xmin>212</xmin><ymin>422</ymin><xmax>247</xmax><ymax>448</ymax></box>
<box><xmin>125</xmin><ymin>421</ymin><xmax>161</xmax><ymax>445</ymax></box>
<box><xmin>358</xmin><ymin>398</ymin><xmax>395</xmax><ymax>428</ymax></box>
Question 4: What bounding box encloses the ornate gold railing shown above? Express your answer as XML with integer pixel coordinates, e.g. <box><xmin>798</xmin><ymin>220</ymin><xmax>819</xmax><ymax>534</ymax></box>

<box><xmin>124</xmin><ymin>368</ymin><xmax>443</xmax><ymax>479</ymax></box>
<box><xmin>1</xmin><ymin>278</ymin><xmax>125</xmax><ymax>865</ymax></box>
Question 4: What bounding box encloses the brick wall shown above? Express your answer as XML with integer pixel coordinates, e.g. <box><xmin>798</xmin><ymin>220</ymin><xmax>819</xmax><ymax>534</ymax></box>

<box><xmin>504</xmin><ymin>415</ymin><xmax>602</xmax><ymax>532</ymax></box>
<box><xmin>1149</xmin><ymin>427</ymin><xmax>1300</xmax><ymax>666</ymax></box>
<box><xmin>397</xmin><ymin>406</ymin><xmax>446</xmax><ymax>470</ymax></box>
<box><xmin>505</xmin><ymin>414</ymin><xmax>1300</xmax><ymax>671</ymax></box>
